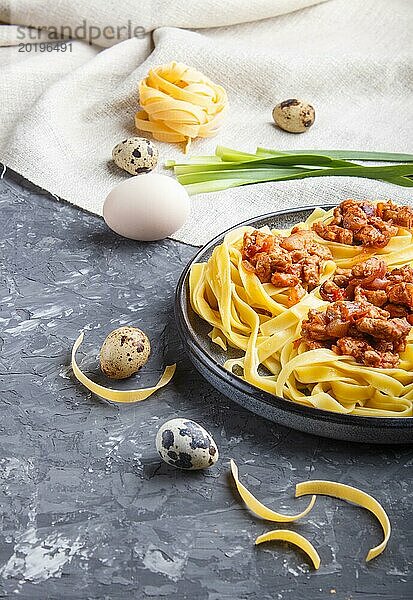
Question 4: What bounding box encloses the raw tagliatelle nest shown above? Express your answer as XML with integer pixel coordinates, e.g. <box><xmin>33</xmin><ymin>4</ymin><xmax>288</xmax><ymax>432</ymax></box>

<box><xmin>135</xmin><ymin>61</ymin><xmax>228</xmax><ymax>152</ymax></box>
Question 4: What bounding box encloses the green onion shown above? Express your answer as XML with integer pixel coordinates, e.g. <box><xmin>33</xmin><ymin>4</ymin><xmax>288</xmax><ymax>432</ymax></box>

<box><xmin>168</xmin><ymin>145</ymin><xmax>413</xmax><ymax>195</ymax></box>
<box><xmin>215</xmin><ymin>146</ymin><xmax>259</xmax><ymax>162</ymax></box>
<box><xmin>184</xmin><ymin>179</ymin><xmax>245</xmax><ymax>195</ymax></box>
<box><xmin>256</xmin><ymin>147</ymin><xmax>413</xmax><ymax>162</ymax></box>
<box><xmin>173</xmin><ymin>155</ymin><xmax>357</xmax><ymax>175</ymax></box>
<box><xmin>177</xmin><ymin>165</ymin><xmax>413</xmax><ymax>187</ymax></box>
<box><xmin>177</xmin><ymin>167</ymin><xmax>309</xmax><ymax>186</ymax></box>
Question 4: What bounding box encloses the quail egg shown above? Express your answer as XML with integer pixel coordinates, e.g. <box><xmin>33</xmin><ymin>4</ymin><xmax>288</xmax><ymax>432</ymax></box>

<box><xmin>272</xmin><ymin>99</ymin><xmax>315</xmax><ymax>133</ymax></box>
<box><xmin>100</xmin><ymin>326</ymin><xmax>150</xmax><ymax>380</ymax></box>
<box><xmin>112</xmin><ymin>137</ymin><xmax>159</xmax><ymax>175</ymax></box>
<box><xmin>156</xmin><ymin>418</ymin><xmax>219</xmax><ymax>470</ymax></box>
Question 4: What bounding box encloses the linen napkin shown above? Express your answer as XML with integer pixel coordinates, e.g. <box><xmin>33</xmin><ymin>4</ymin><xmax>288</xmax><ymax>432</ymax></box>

<box><xmin>0</xmin><ymin>0</ymin><xmax>412</xmax><ymax>246</ymax></box>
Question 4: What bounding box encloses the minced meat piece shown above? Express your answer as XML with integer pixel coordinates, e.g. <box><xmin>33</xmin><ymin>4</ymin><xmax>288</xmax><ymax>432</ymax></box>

<box><xmin>280</xmin><ymin>229</ymin><xmax>314</xmax><ymax>251</ymax></box>
<box><xmin>356</xmin><ymin>317</ymin><xmax>410</xmax><ymax>347</ymax></box>
<box><xmin>388</xmin><ymin>265</ymin><xmax>413</xmax><ymax>283</ymax></box>
<box><xmin>321</xmin><ymin>258</ymin><xmax>413</xmax><ymax>320</ymax></box>
<box><xmin>271</xmin><ymin>272</ymin><xmax>300</xmax><ymax>287</ymax></box>
<box><xmin>387</xmin><ymin>282</ymin><xmax>413</xmax><ymax>308</ymax></box>
<box><xmin>243</xmin><ymin>230</ymin><xmax>275</xmax><ymax>261</ymax></box>
<box><xmin>333</xmin><ymin>337</ymin><xmax>399</xmax><ymax>369</ymax></box>
<box><xmin>313</xmin><ymin>222</ymin><xmax>353</xmax><ymax>245</ymax></box>
<box><xmin>351</xmin><ymin>257</ymin><xmax>386</xmax><ymax>281</ymax></box>
<box><xmin>354</xmin><ymin>286</ymin><xmax>388</xmax><ymax>307</ymax></box>
<box><xmin>377</xmin><ymin>201</ymin><xmax>413</xmax><ymax>228</ymax></box>
<box><xmin>300</xmin><ymin>299</ymin><xmax>411</xmax><ymax>368</ymax></box>
<box><xmin>301</xmin><ymin>255</ymin><xmax>323</xmax><ymax>288</ymax></box>
<box><xmin>253</xmin><ymin>249</ymin><xmax>292</xmax><ymax>283</ymax></box>
<box><xmin>241</xmin><ymin>228</ymin><xmax>332</xmax><ymax>299</ymax></box>
<box><xmin>369</xmin><ymin>216</ymin><xmax>398</xmax><ymax>238</ymax></box>
<box><xmin>353</xmin><ymin>224</ymin><xmax>390</xmax><ymax>248</ymax></box>
<box><xmin>301</xmin><ymin>309</ymin><xmax>330</xmax><ymax>341</ymax></box>
<box><xmin>384</xmin><ymin>303</ymin><xmax>410</xmax><ymax>319</ymax></box>
<box><xmin>312</xmin><ymin>199</ymin><xmax>413</xmax><ymax>249</ymax></box>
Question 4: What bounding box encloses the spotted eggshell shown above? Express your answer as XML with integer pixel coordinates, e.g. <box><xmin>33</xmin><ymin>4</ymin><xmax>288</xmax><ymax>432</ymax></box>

<box><xmin>100</xmin><ymin>326</ymin><xmax>150</xmax><ymax>380</ymax></box>
<box><xmin>112</xmin><ymin>137</ymin><xmax>159</xmax><ymax>175</ymax></box>
<box><xmin>156</xmin><ymin>419</ymin><xmax>219</xmax><ymax>470</ymax></box>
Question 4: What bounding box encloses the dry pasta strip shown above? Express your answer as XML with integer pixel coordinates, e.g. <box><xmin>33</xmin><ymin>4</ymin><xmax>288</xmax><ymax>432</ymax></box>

<box><xmin>295</xmin><ymin>480</ymin><xmax>391</xmax><ymax>561</ymax></box>
<box><xmin>136</xmin><ymin>62</ymin><xmax>228</xmax><ymax>152</ymax></box>
<box><xmin>71</xmin><ymin>332</ymin><xmax>176</xmax><ymax>404</ymax></box>
<box><xmin>230</xmin><ymin>459</ymin><xmax>316</xmax><ymax>522</ymax></box>
<box><xmin>255</xmin><ymin>530</ymin><xmax>321</xmax><ymax>570</ymax></box>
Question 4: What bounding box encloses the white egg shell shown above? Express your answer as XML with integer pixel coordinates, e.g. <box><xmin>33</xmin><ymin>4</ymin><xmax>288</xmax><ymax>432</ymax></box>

<box><xmin>156</xmin><ymin>418</ymin><xmax>219</xmax><ymax>470</ymax></box>
<box><xmin>103</xmin><ymin>173</ymin><xmax>190</xmax><ymax>241</ymax></box>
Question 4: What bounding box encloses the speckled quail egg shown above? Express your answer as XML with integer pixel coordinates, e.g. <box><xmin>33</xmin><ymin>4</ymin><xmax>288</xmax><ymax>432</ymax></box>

<box><xmin>272</xmin><ymin>99</ymin><xmax>315</xmax><ymax>133</ymax></box>
<box><xmin>100</xmin><ymin>326</ymin><xmax>151</xmax><ymax>380</ymax></box>
<box><xmin>112</xmin><ymin>137</ymin><xmax>158</xmax><ymax>175</ymax></box>
<box><xmin>156</xmin><ymin>418</ymin><xmax>219</xmax><ymax>470</ymax></box>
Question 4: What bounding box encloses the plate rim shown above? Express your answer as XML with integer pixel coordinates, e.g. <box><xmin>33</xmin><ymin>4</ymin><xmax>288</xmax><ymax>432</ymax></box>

<box><xmin>175</xmin><ymin>204</ymin><xmax>413</xmax><ymax>430</ymax></box>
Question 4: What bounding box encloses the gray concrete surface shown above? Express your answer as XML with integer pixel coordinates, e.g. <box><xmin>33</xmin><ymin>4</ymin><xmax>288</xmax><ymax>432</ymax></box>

<box><xmin>0</xmin><ymin>169</ymin><xmax>411</xmax><ymax>600</ymax></box>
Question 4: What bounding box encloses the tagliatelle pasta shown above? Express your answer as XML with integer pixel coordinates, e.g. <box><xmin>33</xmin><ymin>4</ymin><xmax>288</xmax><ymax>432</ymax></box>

<box><xmin>135</xmin><ymin>62</ymin><xmax>228</xmax><ymax>152</ymax></box>
<box><xmin>189</xmin><ymin>208</ymin><xmax>413</xmax><ymax>417</ymax></box>
<box><xmin>295</xmin><ymin>480</ymin><xmax>391</xmax><ymax>561</ymax></box>
<box><xmin>71</xmin><ymin>332</ymin><xmax>176</xmax><ymax>403</ymax></box>
<box><xmin>230</xmin><ymin>459</ymin><xmax>316</xmax><ymax>522</ymax></box>
<box><xmin>230</xmin><ymin>459</ymin><xmax>320</xmax><ymax>569</ymax></box>
<box><xmin>230</xmin><ymin>461</ymin><xmax>391</xmax><ymax>568</ymax></box>
<box><xmin>255</xmin><ymin>530</ymin><xmax>321</xmax><ymax>569</ymax></box>
<box><xmin>231</xmin><ymin>459</ymin><xmax>319</xmax><ymax>569</ymax></box>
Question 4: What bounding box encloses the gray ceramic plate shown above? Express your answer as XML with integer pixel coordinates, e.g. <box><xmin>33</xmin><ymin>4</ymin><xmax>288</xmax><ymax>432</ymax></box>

<box><xmin>175</xmin><ymin>206</ymin><xmax>413</xmax><ymax>444</ymax></box>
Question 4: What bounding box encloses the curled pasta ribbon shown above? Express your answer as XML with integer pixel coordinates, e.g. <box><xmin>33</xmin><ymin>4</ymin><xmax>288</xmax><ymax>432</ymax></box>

<box><xmin>71</xmin><ymin>332</ymin><xmax>176</xmax><ymax>403</ymax></box>
<box><xmin>255</xmin><ymin>530</ymin><xmax>321</xmax><ymax>570</ymax></box>
<box><xmin>230</xmin><ymin>459</ymin><xmax>316</xmax><ymax>522</ymax></box>
<box><xmin>135</xmin><ymin>61</ymin><xmax>228</xmax><ymax>152</ymax></box>
<box><xmin>296</xmin><ymin>480</ymin><xmax>391</xmax><ymax>561</ymax></box>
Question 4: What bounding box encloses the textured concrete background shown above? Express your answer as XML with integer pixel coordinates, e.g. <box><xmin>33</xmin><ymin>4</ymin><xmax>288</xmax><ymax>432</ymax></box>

<box><xmin>0</xmin><ymin>170</ymin><xmax>412</xmax><ymax>600</ymax></box>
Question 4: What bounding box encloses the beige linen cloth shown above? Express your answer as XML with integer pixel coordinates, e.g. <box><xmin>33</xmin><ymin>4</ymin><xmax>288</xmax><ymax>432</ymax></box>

<box><xmin>0</xmin><ymin>0</ymin><xmax>412</xmax><ymax>246</ymax></box>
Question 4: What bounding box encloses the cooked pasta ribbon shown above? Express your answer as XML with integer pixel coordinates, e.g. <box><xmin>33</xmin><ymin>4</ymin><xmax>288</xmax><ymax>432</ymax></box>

<box><xmin>136</xmin><ymin>62</ymin><xmax>228</xmax><ymax>152</ymax></box>
<box><xmin>296</xmin><ymin>480</ymin><xmax>391</xmax><ymax>561</ymax></box>
<box><xmin>255</xmin><ymin>530</ymin><xmax>321</xmax><ymax>569</ymax></box>
<box><xmin>230</xmin><ymin>459</ymin><xmax>316</xmax><ymax>522</ymax></box>
<box><xmin>189</xmin><ymin>208</ymin><xmax>413</xmax><ymax>417</ymax></box>
<box><xmin>71</xmin><ymin>332</ymin><xmax>176</xmax><ymax>403</ymax></box>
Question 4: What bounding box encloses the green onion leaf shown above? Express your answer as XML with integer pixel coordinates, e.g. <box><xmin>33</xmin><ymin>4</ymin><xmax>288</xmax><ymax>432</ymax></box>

<box><xmin>167</xmin><ymin>145</ymin><xmax>413</xmax><ymax>195</ymax></box>
<box><xmin>256</xmin><ymin>147</ymin><xmax>413</xmax><ymax>162</ymax></box>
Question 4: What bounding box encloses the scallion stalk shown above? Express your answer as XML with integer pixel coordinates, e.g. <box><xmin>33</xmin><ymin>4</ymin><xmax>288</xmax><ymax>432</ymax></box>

<box><xmin>168</xmin><ymin>145</ymin><xmax>413</xmax><ymax>195</ymax></box>
<box><xmin>256</xmin><ymin>147</ymin><xmax>413</xmax><ymax>162</ymax></box>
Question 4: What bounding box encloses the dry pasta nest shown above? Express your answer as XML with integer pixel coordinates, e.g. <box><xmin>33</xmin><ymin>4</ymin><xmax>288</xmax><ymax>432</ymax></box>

<box><xmin>135</xmin><ymin>61</ymin><xmax>228</xmax><ymax>152</ymax></box>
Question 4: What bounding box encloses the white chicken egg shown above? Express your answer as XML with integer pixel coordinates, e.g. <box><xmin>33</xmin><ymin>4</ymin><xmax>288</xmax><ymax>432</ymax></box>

<box><xmin>103</xmin><ymin>173</ymin><xmax>190</xmax><ymax>241</ymax></box>
<box><xmin>156</xmin><ymin>418</ymin><xmax>219</xmax><ymax>470</ymax></box>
